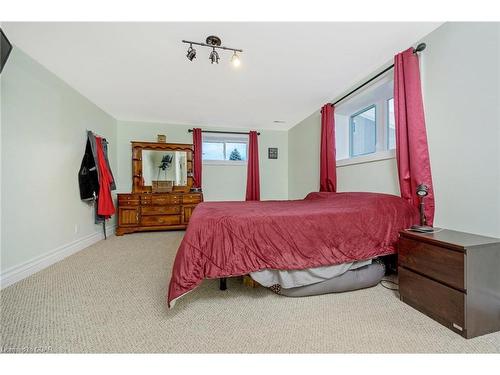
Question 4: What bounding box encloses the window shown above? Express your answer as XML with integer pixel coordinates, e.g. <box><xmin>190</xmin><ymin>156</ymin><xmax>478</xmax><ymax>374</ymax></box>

<box><xmin>350</xmin><ymin>105</ymin><xmax>376</xmax><ymax>157</ymax></box>
<box><xmin>335</xmin><ymin>72</ymin><xmax>396</xmax><ymax>166</ymax></box>
<box><xmin>202</xmin><ymin>135</ymin><xmax>248</xmax><ymax>163</ymax></box>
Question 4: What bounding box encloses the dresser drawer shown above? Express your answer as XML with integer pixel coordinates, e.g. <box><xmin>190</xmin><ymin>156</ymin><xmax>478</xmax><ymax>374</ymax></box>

<box><xmin>118</xmin><ymin>194</ymin><xmax>140</xmax><ymax>206</ymax></box>
<box><xmin>141</xmin><ymin>205</ymin><xmax>181</xmax><ymax>215</ymax></box>
<box><xmin>399</xmin><ymin>267</ymin><xmax>465</xmax><ymax>334</ymax></box>
<box><xmin>141</xmin><ymin>215</ymin><xmax>181</xmax><ymax>226</ymax></box>
<box><xmin>182</xmin><ymin>194</ymin><xmax>202</xmax><ymax>204</ymax></box>
<box><xmin>118</xmin><ymin>194</ymin><xmax>140</xmax><ymax>200</ymax></box>
<box><xmin>146</xmin><ymin>195</ymin><xmax>181</xmax><ymax>205</ymax></box>
<box><xmin>118</xmin><ymin>199</ymin><xmax>140</xmax><ymax>206</ymax></box>
<box><xmin>399</xmin><ymin>237</ymin><xmax>465</xmax><ymax>290</ymax></box>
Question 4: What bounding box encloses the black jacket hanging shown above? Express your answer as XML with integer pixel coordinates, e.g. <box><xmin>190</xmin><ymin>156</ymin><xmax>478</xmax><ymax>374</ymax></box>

<box><xmin>78</xmin><ymin>137</ymin><xmax>99</xmax><ymax>201</ymax></box>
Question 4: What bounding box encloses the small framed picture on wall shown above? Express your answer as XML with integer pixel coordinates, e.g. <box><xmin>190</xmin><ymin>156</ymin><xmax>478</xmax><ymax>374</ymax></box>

<box><xmin>268</xmin><ymin>147</ymin><xmax>278</xmax><ymax>159</ymax></box>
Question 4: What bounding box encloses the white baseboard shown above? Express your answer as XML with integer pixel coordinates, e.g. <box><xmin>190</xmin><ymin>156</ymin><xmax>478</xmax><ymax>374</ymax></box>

<box><xmin>0</xmin><ymin>224</ymin><xmax>116</xmax><ymax>289</ymax></box>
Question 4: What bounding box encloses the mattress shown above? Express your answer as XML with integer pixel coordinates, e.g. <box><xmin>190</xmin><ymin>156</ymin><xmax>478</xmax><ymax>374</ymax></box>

<box><xmin>250</xmin><ymin>259</ymin><xmax>372</xmax><ymax>289</ymax></box>
<box><xmin>277</xmin><ymin>262</ymin><xmax>386</xmax><ymax>297</ymax></box>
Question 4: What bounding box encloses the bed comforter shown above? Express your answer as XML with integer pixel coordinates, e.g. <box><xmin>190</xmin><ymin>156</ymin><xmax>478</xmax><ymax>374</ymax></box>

<box><xmin>167</xmin><ymin>192</ymin><xmax>418</xmax><ymax>307</ymax></box>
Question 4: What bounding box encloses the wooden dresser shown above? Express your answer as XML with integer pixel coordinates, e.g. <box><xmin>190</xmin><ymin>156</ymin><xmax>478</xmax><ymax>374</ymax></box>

<box><xmin>116</xmin><ymin>192</ymin><xmax>203</xmax><ymax>235</ymax></box>
<box><xmin>116</xmin><ymin>140</ymin><xmax>203</xmax><ymax>236</ymax></box>
<box><xmin>398</xmin><ymin>229</ymin><xmax>500</xmax><ymax>339</ymax></box>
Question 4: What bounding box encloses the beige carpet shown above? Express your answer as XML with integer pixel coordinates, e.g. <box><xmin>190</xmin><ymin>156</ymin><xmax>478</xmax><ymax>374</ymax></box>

<box><xmin>1</xmin><ymin>231</ymin><xmax>499</xmax><ymax>353</ymax></box>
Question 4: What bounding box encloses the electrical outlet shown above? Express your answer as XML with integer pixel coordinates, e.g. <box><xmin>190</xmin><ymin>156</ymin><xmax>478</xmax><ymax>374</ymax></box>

<box><xmin>74</xmin><ymin>224</ymin><xmax>78</xmax><ymax>234</ymax></box>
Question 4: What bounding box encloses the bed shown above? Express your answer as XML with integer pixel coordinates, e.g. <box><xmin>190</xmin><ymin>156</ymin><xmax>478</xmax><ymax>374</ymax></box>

<box><xmin>167</xmin><ymin>192</ymin><xmax>419</xmax><ymax>307</ymax></box>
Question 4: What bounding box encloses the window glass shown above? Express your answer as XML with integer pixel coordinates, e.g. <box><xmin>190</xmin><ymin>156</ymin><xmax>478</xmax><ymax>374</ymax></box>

<box><xmin>350</xmin><ymin>106</ymin><xmax>376</xmax><ymax>156</ymax></box>
<box><xmin>225</xmin><ymin>142</ymin><xmax>247</xmax><ymax>161</ymax></box>
<box><xmin>202</xmin><ymin>142</ymin><xmax>224</xmax><ymax>160</ymax></box>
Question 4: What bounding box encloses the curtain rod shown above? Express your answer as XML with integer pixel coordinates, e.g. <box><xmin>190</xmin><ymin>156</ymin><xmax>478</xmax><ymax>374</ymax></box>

<box><xmin>188</xmin><ymin>129</ymin><xmax>260</xmax><ymax>136</ymax></box>
<box><xmin>330</xmin><ymin>43</ymin><xmax>426</xmax><ymax>107</ymax></box>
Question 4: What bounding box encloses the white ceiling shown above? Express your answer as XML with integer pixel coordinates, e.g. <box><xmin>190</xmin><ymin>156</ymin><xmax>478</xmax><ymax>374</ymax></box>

<box><xmin>3</xmin><ymin>22</ymin><xmax>442</xmax><ymax>130</ymax></box>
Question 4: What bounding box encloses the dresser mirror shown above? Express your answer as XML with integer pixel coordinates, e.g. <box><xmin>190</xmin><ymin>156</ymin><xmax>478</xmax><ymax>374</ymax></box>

<box><xmin>142</xmin><ymin>150</ymin><xmax>188</xmax><ymax>187</ymax></box>
<box><xmin>131</xmin><ymin>141</ymin><xmax>194</xmax><ymax>193</ymax></box>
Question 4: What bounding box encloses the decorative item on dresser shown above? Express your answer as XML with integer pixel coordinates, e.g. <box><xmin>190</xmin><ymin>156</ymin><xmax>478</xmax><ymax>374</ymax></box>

<box><xmin>116</xmin><ymin>141</ymin><xmax>203</xmax><ymax>236</ymax></box>
<box><xmin>398</xmin><ymin>229</ymin><xmax>500</xmax><ymax>339</ymax></box>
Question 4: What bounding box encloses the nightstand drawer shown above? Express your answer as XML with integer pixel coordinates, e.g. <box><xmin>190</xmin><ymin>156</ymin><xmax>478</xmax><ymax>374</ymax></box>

<box><xmin>399</xmin><ymin>267</ymin><xmax>465</xmax><ymax>334</ymax></box>
<box><xmin>399</xmin><ymin>237</ymin><xmax>465</xmax><ymax>290</ymax></box>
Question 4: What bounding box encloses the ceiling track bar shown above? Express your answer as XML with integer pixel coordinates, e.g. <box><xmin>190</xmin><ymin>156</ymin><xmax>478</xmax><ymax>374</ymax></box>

<box><xmin>182</xmin><ymin>40</ymin><xmax>243</xmax><ymax>53</ymax></box>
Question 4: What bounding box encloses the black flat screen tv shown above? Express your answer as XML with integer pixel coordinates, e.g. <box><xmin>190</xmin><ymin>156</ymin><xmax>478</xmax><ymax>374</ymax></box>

<box><xmin>1</xmin><ymin>28</ymin><xmax>13</xmax><ymax>74</ymax></box>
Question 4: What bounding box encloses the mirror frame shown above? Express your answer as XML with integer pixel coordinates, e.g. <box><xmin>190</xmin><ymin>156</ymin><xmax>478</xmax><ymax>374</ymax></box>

<box><xmin>131</xmin><ymin>141</ymin><xmax>194</xmax><ymax>193</ymax></box>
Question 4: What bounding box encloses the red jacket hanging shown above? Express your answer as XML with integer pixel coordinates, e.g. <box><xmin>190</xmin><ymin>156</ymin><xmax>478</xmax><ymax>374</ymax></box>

<box><xmin>95</xmin><ymin>136</ymin><xmax>115</xmax><ymax>217</ymax></box>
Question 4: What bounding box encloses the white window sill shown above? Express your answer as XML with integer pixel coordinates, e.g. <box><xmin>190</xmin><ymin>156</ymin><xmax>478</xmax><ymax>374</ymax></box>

<box><xmin>203</xmin><ymin>160</ymin><xmax>247</xmax><ymax>166</ymax></box>
<box><xmin>336</xmin><ymin>149</ymin><xmax>395</xmax><ymax>168</ymax></box>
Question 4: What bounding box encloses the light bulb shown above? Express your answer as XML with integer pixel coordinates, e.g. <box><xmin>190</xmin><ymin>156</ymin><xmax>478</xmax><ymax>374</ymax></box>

<box><xmin>231</xmin><ymin>52</ymin><xmax>241</xmax><ymax>67</ymax></box>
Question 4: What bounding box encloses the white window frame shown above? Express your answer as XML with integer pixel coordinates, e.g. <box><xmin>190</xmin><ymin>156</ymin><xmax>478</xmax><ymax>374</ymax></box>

<box><xmin>202</xmin><ymin>133</ymin><xmax>248</xmax><ymax>166</ymax></box>
<box><xmin>337</xmin><ymin>149</ymin><xmax>395</xmax><ymax>167</ymax></box>
<box><xmin>336</xmin><ymin>72</ymin><xmax>396</xmax><ymax>168</ymax></box>
<box><xmin>386</xmin><ymin>97</ymin><xmax>396</xmax><ymax>150</ymax></box>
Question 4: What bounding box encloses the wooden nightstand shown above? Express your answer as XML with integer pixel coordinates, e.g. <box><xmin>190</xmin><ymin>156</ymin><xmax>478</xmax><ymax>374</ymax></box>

<box><xmin>398</xmin><ymin>229</ymin><xmax>500</xmax><ymax>339</ymax></box>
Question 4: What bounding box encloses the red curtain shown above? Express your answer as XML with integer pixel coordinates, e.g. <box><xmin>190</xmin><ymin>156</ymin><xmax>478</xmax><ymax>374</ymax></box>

<box><xmin>192</xmin><ymin>128</ymin><xmax>202</xmax><ymax>189</ymax></box>
<box><xmin>394</xmin><ymin>48</ymin><xmax>435</xmax><ymax>225</ymax></box>
<box><xmin>245</xmin><ymin>131</ymin><xmax>260</xmax><ymax>201</ymax></box>
<box><xmin>320</xmin><ymin>104</ymin><xmax>337</xmax><ymax>192</ymax></box>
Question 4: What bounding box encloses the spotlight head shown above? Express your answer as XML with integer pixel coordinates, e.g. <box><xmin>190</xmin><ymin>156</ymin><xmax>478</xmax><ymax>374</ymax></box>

<box><xmin>209</xmin><ymin>48</ymin><xmax>219</xmax><ymax>64</ymax></box>
<box><xmin>416</xmin><ymin>183</ymin><xmax>429</xmax><ymax>197</ymax></box>
<box><xmin>186</xmin><ymin>45</ymin><xmax>196</xmax><ymax>61</ymax></box>
<box><xmin>231</xmin><ymin>51</ymin><xmax>241</xmax><ymax>67</ymax></box>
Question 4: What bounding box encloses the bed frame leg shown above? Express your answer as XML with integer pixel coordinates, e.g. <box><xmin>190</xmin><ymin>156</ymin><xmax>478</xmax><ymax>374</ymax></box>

<box><xmin>219</xmin><ymin>278</ymin><xmax>227</xmax><ymax>290</ymax></box>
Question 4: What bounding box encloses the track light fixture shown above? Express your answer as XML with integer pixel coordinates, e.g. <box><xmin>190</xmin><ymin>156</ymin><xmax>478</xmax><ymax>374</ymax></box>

<box><xmin>182</xmin><ymin>35</ymin><xmax>243</xmax><ymax>66</ymax></box>
<box><xmin>186</xmin><ymin>44</ymin><xmax>196</xmax><ymax>61</ymax></box>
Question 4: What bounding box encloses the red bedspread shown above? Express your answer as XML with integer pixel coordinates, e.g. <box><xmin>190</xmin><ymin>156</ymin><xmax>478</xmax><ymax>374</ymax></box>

<box><xmin>167</xmin><ymin>192</ymin><xmax>418</xmax><ymax>306</ymax></box>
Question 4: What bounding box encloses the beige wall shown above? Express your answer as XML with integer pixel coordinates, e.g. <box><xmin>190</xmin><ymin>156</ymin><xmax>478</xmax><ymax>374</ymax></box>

<box><xmin>288</xmin><ymin>22</ymin><xmax>500</xmax><ymax>237</ymax></box>
<box><xmin>420</xmin><ymin>22</ymin><xmax>499</xmax><ymax>237</ymax></box>
<box><xmin>288</xmin><ymin>111</ymin><xmax>321</xmax><ymax>199</ymax></box>
<box><xmin>116</xmin><ymin>121</ymin><xmax>288</xmax><ymax>202</ymax></box>
<box><xmin>1</xmin><ymin>47</ymin><xmax>117</xmax><ymax>276</ymax></box>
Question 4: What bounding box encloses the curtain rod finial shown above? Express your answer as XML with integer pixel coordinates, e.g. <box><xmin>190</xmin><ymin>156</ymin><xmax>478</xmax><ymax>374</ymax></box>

<box><xmin>414</xmin><ymin>43</ymin><xmax>426</xmax><ymax>54</ymax></box>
